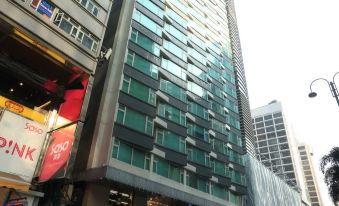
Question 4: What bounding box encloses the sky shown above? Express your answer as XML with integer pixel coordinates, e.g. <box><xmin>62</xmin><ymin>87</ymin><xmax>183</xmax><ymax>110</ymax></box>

<box><xmin>234</xmin><ymin>0</ymin><xmax>339</xmax><ymax>205</ymax></box>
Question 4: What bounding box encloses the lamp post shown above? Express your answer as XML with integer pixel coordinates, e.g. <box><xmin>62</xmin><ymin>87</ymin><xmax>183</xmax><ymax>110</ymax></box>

<box><xmin>308</xmin><ymin>72</ymin><xmax>339</xmax><ymax>106</ymax></box>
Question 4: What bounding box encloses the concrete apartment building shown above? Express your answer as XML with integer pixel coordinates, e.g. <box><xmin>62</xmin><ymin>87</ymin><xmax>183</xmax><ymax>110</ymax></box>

<box><xmin>0</xmin><ymin>0</ymin><xmax>113</xmax><ymax>204</ymax></box>
<box><xmin>298</xmin><ymin>144</ymin><xmax>324</xmax><ymax>206</ymax></box>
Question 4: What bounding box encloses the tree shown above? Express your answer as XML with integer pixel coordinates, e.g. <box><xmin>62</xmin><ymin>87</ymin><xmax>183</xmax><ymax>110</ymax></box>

<box><xmin>320</xmin><ymin>147</ymin><xmax>339</xmax><ymax>204</ymax></box>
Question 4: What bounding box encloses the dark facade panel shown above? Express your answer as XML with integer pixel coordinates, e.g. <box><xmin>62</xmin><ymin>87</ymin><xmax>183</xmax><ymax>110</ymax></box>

<box><xmin>124</xmin><ymin>64</ymin><xmax>159</xmax><ymax>90</ymax></box>
<box><xmin>158</xmin><ymin>67</ymin><xmax>187</xmax><ymax>89</ymax></box>
<box><xmin>113</xmin><ymin>124</ymin><xmax>154</xmax><ymax>151</ymax></box>
<box><xmin>190</xmin><ymin>162</ymin><xmax>212</xmax><ymax>178</ymax></box>
<box><xmin>163</xmin><ymin>31</ymin><xmax>187</xmax><ymax>51</ymax></box>
<box><xmin>154</xmin><ymin>145</ymin><xmax>188</xmax><ymax>166</ymax></box>
<box><xmin>213</xmin><ymin>175</ymin><xmax>231</xmax><ymax>187</ymax></box>
<box><xmin>128</xmin><ymin>41</ymin><xmax>161</xmax><ymax>66</ymax></box>
<box><xmin>214</xmin><ymin>152</ymin><xmax>229</xmax><ymax>163</ymax></box>
<box><xmin>157</xmin><ymin>92</ymin><xmax>187</xmax><ymax>112</ymax></box>
<box><xmin>187</xmin><ymin>56</ymin><xmax>207</xmax><ymax>72</ymax></box>
<box><xmin>212</xmin><ymin>112</ymin><xmax>225</xmax><ymax>124</ymax></box>
<box><xmin>186</xmin><ymin>92</ymin><xmax>209</xmax><ymax>108</ymax></box>
<box><xmin>208</xmin><ymin>78</ymin><xmax>223</xmax><ymax>90</ymax></box>
<box><xmin>186</xmin><ymin>73</ymin><xmax>209</xmax><ymax>91</ymax></box>
<box><xmin>155</xmin><ymin>117</ymin><xmax>187</xmax><ymax>137</ymax></box>
<box><xmin>233</xmin><ymin>184</ymin><xmax>247</xmax><ymax>195</ymax></box>
<box><xmin>149</xmin><ymin>0</ymin><xmax>165</xmax><ymax>9</ymax></box>
<box><xmin>119</xmin><ymin>92</ymin><xmax>157</xmax><ymax>117</ymax></box>
<box><xmin>187</xmin><ymin>138</ymin><xmax>212</xmax><ymax>153</ymax></box>
<box><xmin>213</xmin><ymin>130</ymin><xmax>228</xmax><ymax>143</ymax></box>
<box><xmin>161</xmin><ymin>49</ymin><xmax>187</xmax><ymax>69</ymax></box>
<box><xmin>187</xmin><ymin>114</ymin><xmax>211</xmax><ymax>129</ymax></box>
<box><xmin>228</xmin><ymin>143</ymin><xmax>244</xmax><ymax>155</ymax></box>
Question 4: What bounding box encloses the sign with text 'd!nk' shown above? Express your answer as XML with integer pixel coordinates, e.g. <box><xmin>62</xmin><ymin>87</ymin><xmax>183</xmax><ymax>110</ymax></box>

<box><xmin>0</xmin><ymin>111</ymin><xmax>47</xmax><ymax>183</ymax></box>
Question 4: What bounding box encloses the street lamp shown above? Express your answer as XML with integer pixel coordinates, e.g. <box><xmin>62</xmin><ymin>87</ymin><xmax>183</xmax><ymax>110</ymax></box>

<box><xmin>308</xmin><ymin>72</ymin><xmax>339</xmax><ymax>106</ymax></box>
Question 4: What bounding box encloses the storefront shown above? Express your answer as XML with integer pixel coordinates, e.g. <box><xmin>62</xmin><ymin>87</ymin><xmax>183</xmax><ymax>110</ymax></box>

<box><xmin>0</xmin><ymin>19</ymin><xmax>90</xmax><ymax>205</ymax></box>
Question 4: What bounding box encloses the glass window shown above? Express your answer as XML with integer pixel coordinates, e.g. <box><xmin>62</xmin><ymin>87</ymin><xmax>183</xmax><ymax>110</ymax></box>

<box><xmin>223</xmin><ymin>84</ymin><xmax>237</xmax><ymax>98</ymax></box>
<box><xmin>208</xmin><ymin>68</ymin><xmax>222</xmax><ymax>82</ymax></box>
<box><xmin>211</xmin><ymin>119</ymin><xmax>227</xmax><ymax>135</ymax></box>
<box><xmin>112</xmin><ymin>138</ymin><xmax>150</xmax><ymax>170</ymax></box>
<box><xmin>186</xmin><ymin>171</ymin><xmax>209</xmax><ymax>193</ymax></box>
<box><xmin>274</xmin><ymin>118</ymin><xmax>283</xmax><ymax>124</ymax></box>
<box><xmin>136</xmin><ymin>0</ymin><xmax>163</xmax><ymax>18</ymax></box>
<box><xmin>53</xmin><ymin>11</ymin><xmax>99</xmax><ymax>52</ymax></box>
<box><xmin>163</xmin><ymin>40</ymin><xmax>187</xmax><ymax>61</ymax></box>
<box><xmin>126</xmin><ymin>50</ymin><xmax>158</xmax><ymax>79</ymax></box>
<box><xmin>265</xmin><ymin>120</ymin><xmax>273</xmax><ymax>126</ymax></box>
<box><xmin>187</xmin><ymin>145</ymin><xmax>210</xmax><ymax>166</ymax></box>
<box><xmin>130</xmin><ymin>29</ymin><xmax>160</xmax><ymax>56</ymax></box>
<box><xmin>266</xmin><ymin>126</ymin><xmax>275</xmax><ymax>132</ymax></box>
<box><xmin>116</xmin><ymin>104</ymin><xmax>153</xmax><ymax>135</ymax></box>
<box><xmin>264</xmin><ymin>114</ymin><xmax>272</xmax><ymax>120</ymax></box>
<box><xmin>171</xmin><ymin>0</ymin><xmax>187</xmax><ymax>14</ymax></box>
<box><xmin>161</xmin><ymin>58</ymin><xmax>187</xmax><ymax>80</ymax></box>
<box><xmin>160</xmin><ymin>79</ymin><xmax>187</xmax><ymax>102</ymax></box>
<box><xmin>227</xmin><ymin>115</ymin><xmax>240</xmax><ymax>129</ymax></box>
<box><xmin>229</xmin><ymin>150</ymin><xmax>244</xmax><ymax>165</ymax></box>
<box><xmin>209</xmin><ymin>100</ymin><xmax>224</xmax><ymax>116</ymax></box>
<box><xmin>133</xmin><ymin>10</ymin><xmax>162</xmax><ymax>36</ymax></box>
<box><xmin>211</xmin><ymin>183</ymin><xmax>228</xmax><ymax>200</ymax></box>
<box><xmin>75</xmin><ymin>0</ymin><xmax>100</xmax><ymax>17</ymax></box>
<box><xmin>224</xmin><ymin>99</ymin><xmax>238</xmax><ymax>113</ymax></box>
<box><xmin>211</xmin><ymin>138</ymin><xmax>228</xmax><ymax>155</ymax></box>
<box><xmin>155</xmin><ymin>128</ymin><xmax>186</xmax><ymax>153</ymax></box>
<box><xmin>164</xmin><ymin>23</ymin><xmax>187</xmax><ymax>44</ymax></box>
<box><xmin>122</xmin><ymin>75</ymin><xmax>156</xmax><ymax>105</ymax></box>
<box><xmin>230</xmin><ymin>169</ymin><xmax>246</xmax><ymax>186</ymax></box>
<box><xmin>222</xmin><ymin>70</ymin><xmax>236</xmax><ymax>85</ymax></box>
<box><xmin>207</xmin><ymin>54</ymin><xmax>220</xmax><ymax>68</ymax></box>
<box><xmin>187</xmin><ymin>122</ymin><xmax>209</xmax><ymax>142</ymax></box>
<box><xmin>188</xmin><ymin>33</ymin><xmax>206</xmax><ymax>50</ymax></box>
<box><xmin>166</xmin><ymin>8</ymin><xmax>187</xmax><ymax>28</ymax></box>
<box><xmin>229</xmin><ymin>192</ymin><xmax>241</xmax><ymax>205</ymax></box>
<box><xmin>188</xmin><ymin>48</ymin><xmax>206</xmax><ymax>65</ymax></box>
<box><xmin>273</xmin><ymin>112</ymin><xmax>282</xmax><ymax>118</ymax></box>
<box><xmin>187</xmin><ymin>81</ymin><xmax>207</xmax><ymax>99</ymax></box>
<box><xmin>229</xmin><ymin>132</ymin><xmax>242</xmax><ymax>146</ymax></box>
<box><xmin>153</xmin><ymin>156</ymin><xmax>184</xmax><ymax>183</ymax></box>
<box><xmin>187</xmin><ymin>64</ymin><xmax>207</xmax><ymax>81</ymax></box>
<box><xmin>211</xmin><ymin>159</ymin><xmax>226</xmax><ymax>176</ymax></box>
<box><xmin>277</xmin><ymin>130</ymin><xmax>286</xmax><ymax>136</ymax></box>
<box><xmin>188</xmin><ymin>101</ymin><xmax>208</xmax><ymax>120</ymax></box>
<box><xmin>158</xmin><ymin>103</ymin><xmax>186</xmax><ymax>126</ymax></box>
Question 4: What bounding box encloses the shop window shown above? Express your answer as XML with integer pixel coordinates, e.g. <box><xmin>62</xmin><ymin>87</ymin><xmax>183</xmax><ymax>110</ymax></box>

<box><xmin>130</xmin><ymin>29</ymin><xmax>160</xmax><ymax>56</ymax></box>
<box><xmin>112</xmin><ymin>138</ymin><xmax>150</xmax><ymax>170</ymax></box>
<box><xmin>157</xmin><ymin>103</ymin><xmax>186</xmax><ymax>126</ymax></box>
<box><xmin>116</xmin><ymin>104</ymin><xmax>153</xmax><ymax>136</ymax></box>
<box><xmin>187</xmin><ymin>122</ymin><xmax>209</xmax><ymax>142</ymax></box>
<box><xmin>75</xmin><ymin>0</ymin><xmax>100</xmax><ymax>17</ymax></box>
<box><xmin>121</xmin><ymin>75</ymin><xmax>156</xmax><ymax>105</ymax></box>
<box><xmin>153</xmin><ymin>156</ymin><xmax>184</xmax><ymax>183</ymax></box>
<box><xmin>188</xmin><ymin>101</ymin><xmax>208</xmax><ymax>120</ymax></box>
<box><xmin>53</xmin><ymin>10</ymin><xmax>99</xmax><ymax>52</ymax></box>
<box><xmin>155</xmin><ymin>128</ymin><xmax>186</xmax><ymax>153</ymax></box>
<box><xmin>186</xmin><ymin>171</ymin><xmax>209</xmax><ymax>193</ymax></box>
<box><xmin>160</xmin><ymin>79</ymin><xmax>187</xmax><ymax>102</ymax></box>
<box><xmin>125</xmin><ymin>50</ymin><xmax>158</xmax><ymax>79</ymax></box>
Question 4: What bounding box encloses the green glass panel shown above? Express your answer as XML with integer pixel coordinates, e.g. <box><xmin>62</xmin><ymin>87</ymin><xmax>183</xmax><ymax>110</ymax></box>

<box><xmin>126</xmin><ymin>50</ymin><xmax>158</xmax><ymax>79</ymax></box>
<box><xmin>118</xmin><ymin>142</ymin><xmax>132</xmax><ymax>163</ymax></box>
<box><xmin>137</xmin><ymin>0</ymin><xmax>163</xmax><ymax>18</ymax></box>
<box><xmin>132</xmin><ymin>149</ymin><xmax>145</xmax><ymax>169</ymax></box>
<box><xmin>125</xmin><ymin>109</ymin><xmax>146</xmax><ymax>133</ymax></box>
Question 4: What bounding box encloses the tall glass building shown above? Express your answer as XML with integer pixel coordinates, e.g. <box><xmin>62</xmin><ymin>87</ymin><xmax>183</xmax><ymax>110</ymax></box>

<box><xmin>75</xmin><ymin>0</ymin><xmax>248</xmax><ymax>205</ymax></box>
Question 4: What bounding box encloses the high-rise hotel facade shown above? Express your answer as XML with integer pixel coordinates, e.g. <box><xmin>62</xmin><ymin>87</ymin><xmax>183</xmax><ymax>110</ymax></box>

<box><xmin>76</xmin><ymin>0</ymin><xmax>247</xmax><ymax>205</ymax></box>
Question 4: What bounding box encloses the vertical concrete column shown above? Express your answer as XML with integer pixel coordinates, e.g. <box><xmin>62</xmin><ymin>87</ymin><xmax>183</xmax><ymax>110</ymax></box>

<box><xmin>82</xmin><ymin>183</ymin><xmax>110</xmax><ymax>206</ymax></box>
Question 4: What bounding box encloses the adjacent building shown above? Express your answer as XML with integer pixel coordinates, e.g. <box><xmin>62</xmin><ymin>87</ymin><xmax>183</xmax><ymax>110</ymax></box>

<box><xmin>0</xmin><ymin>0</ymin><xmax>113</xmax><ymax>204</ymax></box>
<box><xmin>251</xmin><ymin>101</ymin><xmax>305</xmax><ymax>192</ymax></box>
<box><xmin>226</xmin><ymin>0</ymin><xmax>255</xmax><ymax>157</ymax></box>
<box><xmin>74</xmin><ymin>0</ymin><xmax>249</xmax><ymax>205</ymax></box>
<box><xmin>298</xmin><ymin>144</ymin><xmax>324</xmax><ymax>206</ymax></box>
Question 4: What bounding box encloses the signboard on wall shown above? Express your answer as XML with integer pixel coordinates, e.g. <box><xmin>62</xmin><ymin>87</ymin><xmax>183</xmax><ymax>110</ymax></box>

<box><xmin>0</xmin><ymin>111</ymin><xmax>47</xmax><ymax>183</ymax></box>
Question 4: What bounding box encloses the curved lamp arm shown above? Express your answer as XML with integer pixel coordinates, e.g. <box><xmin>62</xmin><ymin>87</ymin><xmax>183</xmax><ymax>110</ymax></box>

<box><xmin>309</xmin><ymin>78</ymin><xmax>331</xmax><ymax>97</ymax></box>
<box><xmin>332</xmin><ymin>72</ymin><xmax>339</xmax><ymax>83</ymax></box>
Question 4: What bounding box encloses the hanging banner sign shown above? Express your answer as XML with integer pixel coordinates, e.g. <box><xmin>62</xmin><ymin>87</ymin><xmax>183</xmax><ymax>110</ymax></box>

<box><xmin>0</xmin><ymin>111</ymin><xmax>47</xmax><ymax>183</ymax></box>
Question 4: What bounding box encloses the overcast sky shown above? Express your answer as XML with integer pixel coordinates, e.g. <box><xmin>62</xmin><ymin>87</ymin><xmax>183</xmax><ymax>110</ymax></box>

<box><xmin>234</xmin><ymin>0</ymin><xmax>339</xmax><ymax>205</ymax></box>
